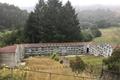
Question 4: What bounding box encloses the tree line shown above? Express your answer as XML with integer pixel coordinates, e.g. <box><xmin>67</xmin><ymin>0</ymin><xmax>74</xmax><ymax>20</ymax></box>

<box><xmin>23</xmin><ymin>0</ymin><xmax>82</xmax><ymax>43</ymax></box>
<box><xmin>77</xmin><ymin>9</ymin><xmax>120</xmax><ymax>29</ymax></box>
<box><xmin>0</xmin><ymin>0</ymin><xmax>102</xmax><ymax>46</ymax></box>
<box><xmin>23</xmin><ymin>0</ymin><xmax>102</xmax><ymax>43</ymax></box>
<box><xmin>0</xmin><ymin>3</ymin><xmax>28</xmax><ymax>30</ymax></box>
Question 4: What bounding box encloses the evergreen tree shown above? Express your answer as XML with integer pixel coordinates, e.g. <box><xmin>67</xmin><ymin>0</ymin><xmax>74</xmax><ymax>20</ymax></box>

<box><xmin>61</xmin><ymin>1</ymin><xmax>81</xmax><ymax>41</ymax></box>
<box><xmin>24</xmin><ymin>12</ymin><xmax>39</xmax><ymax>43</ymax></box>
<box><xmin>43</xmin><ymin>0</ymin><xmax>63</xmax><ymax>42</ymax></box>
<box><xmin>24</xmin><ymin>0</ymin><xmax>46</xmax><ymax>43</ymax></box>
<box><xmin>24</xmin><ymin>0</ymin><xmax>82</xmax><ymax>43</ymax></box>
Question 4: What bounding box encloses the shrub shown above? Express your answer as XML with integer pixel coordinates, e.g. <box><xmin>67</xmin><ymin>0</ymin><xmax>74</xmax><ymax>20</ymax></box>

<box><xmin>103</xmin><ymin>48</ymin><xmax>120</xmax><ymax>72</ymax></box>
<box><xmin>60</xmin><ymin>60</ymin><xmax>63</xmax><ymax>64</ymax></box>
<box><xmin>81</xmin><ymin>31</ymin><xmax>93</xmax><ymax>41</ymax></box>
<box><xmin>90</xmin><ymin>27</ymin><xmax>102</xmax><ymax>37</ymax></box>
<box><xmin>50</xmin><ymin>51</ymin><xmax>60</xmax><ymax>61</ymax></box>
<box><xmin>70</xmin><ymin>56</ymin><xmax>86</xmax><ymax>74</ymax></box>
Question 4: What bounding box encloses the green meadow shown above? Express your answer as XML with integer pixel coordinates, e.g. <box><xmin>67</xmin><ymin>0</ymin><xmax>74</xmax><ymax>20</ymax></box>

<box><xmin>94</xmin><ymin>27</ymin><xmax>120</xmax><ymax>45</ymax></box>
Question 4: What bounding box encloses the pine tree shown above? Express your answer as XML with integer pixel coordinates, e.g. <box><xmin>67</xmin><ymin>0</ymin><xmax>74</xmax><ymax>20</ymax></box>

<box><xmin>24</xmin><ymin>0</ymin><xmax>46</xmax><ymax>43</ymax></box>
<box><xmin>43</xmin><ymin>0</ymin><xmax>63</xmax><ymax>42</ymax></box>
<box><xmin>24</xmin><ymin>12</ymin><xmax>39</xmax><ymax>43</ymax></box>
<box><xmin>61</xmin><ymin>1</ymin><xmax>81</xmax><ymax>41</ymax></box>
<box><xmin>23</xmin><ymin>0</ymin><xmax>82</xmax><ymax>43</ymax></box>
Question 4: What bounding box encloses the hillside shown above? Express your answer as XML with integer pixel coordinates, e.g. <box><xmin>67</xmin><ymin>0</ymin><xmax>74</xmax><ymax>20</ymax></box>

<box><xmin>93</xmin><ymin>27</ymin><xmax>120</xmax><ymax>45</ymax></box>
<box><xmin>0</xmin><ymin>56</ymin><xmax>100</xmax><ymax>80</ymax></box>
<box><xmin>0</xmin><ymin>3</ymin><xmax>28</xmax><ymax>30</ymax></box>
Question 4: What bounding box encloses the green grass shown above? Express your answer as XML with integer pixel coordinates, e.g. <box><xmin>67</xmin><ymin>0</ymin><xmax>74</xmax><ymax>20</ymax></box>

<box><xmin>66</xmin><ymin>55</ymin><xmax>104</xmax><ymax>65</ymax></box>
<box><xmin>66</xmin><ymin>55</ymin><xmax>105</xmax><ymax>75</ymax></box>
<box><xmin>93</xmin><ymin>27</ymin><xmax>120</xmax><ymax>45</ymax></box>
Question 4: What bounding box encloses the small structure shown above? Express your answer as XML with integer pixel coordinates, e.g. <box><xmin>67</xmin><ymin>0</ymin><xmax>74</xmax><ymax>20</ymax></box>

<box><xmin>0</xmin><ymin>45</ymin><xmax>24</xmax><ymax>67</ymax></box>
<box><xmin>89</xmin><ymin>43</ymin><xmax>113</xmax><ymax>57</ymax></box>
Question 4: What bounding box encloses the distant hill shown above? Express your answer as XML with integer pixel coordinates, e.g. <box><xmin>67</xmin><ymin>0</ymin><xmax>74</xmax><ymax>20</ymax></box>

<box><xmin>23</xmin><ymin>5</ymin><xmax>120</xmax><ymax>12</ymax></box>
<box><xmin>75</xmin><ymin>5</ymin><xmax>120</xmax><ymax>29</ymax></box>
<box><xmin>75</xmin><ymin>5</ymin><xmax>120</xmax><ymax>12</ymax></box>
<box><xmin>0</xmin><ymin>3</ymin><xmax>28</xmax><ymax>30</ymax></box>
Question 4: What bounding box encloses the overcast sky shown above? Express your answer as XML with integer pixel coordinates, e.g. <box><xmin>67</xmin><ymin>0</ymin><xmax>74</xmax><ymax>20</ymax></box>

<box><xmin>0</xmin><ymin>0</ymin><xmax>120</xmax><ymax>8</ymax></box>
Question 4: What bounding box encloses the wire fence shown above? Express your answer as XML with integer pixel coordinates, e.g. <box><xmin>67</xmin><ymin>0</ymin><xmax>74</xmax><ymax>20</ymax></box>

<box><xmin>0</xmin><ymin>68</ymin><xmax>98</xmax><ymax>80</ymax></box>
<box><xmin>1</xmin><ymin>67</ymin><xmax>120</xmax><ymax>80</ymax></box>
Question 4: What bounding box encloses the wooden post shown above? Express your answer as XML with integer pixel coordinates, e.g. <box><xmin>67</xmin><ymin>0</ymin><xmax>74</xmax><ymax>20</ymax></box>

<box><xmin>11</xmin><ymin>68</ymin><xmax>14</xmax><ymax>80</ymax></box>
<box><xmin>82</xmin><ymin>77</ymin><xmax>84</xmax><ymax>80</ymax></box>
<box><xmin>49</xmin><ymin>73</ymin><xmax>51</xmax><ymax>80</ymax></box>
<box><xmin>74</xmin><ymin>75</ymin><xmax>76</xmax><ymax>80</ymax></box>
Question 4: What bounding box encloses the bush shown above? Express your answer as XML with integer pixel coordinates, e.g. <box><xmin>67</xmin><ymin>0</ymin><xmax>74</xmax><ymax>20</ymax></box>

<box><xmin>103</xmin><ymin>48</ymin><xmax>120</xmax><ymax>72</ymax></box>
<box><xmin>90</xmin><ymin>27</ymin><xmax>102</xmax><ymax>37</ymax></box>
<box><xmin>81</xmin><ymin>27</ymin><xmax>102</xmax><ymax>42</ymax></box>
<box><xmin>81</xmin><ymin>31</ymin><xmax>93</xmax><ymax>41</ymax></box>
<box><xmin>70</xmin><ymin>56</ymin><xmax>86</xmax><ymax>74</ymax></box>
<box><xmin>50</xmin><ymin>51</ymin><xmax>60</xmax><ymax>61</ymax></box>
<box><xmin>0</xmin><ymin>30</ymin><xmax>23</xmax><ymax>47</ymax></box>
<box><xmin>60</xmin><ymin>60</ymin><xmax>63</xmax><ymax>64</ymax></box>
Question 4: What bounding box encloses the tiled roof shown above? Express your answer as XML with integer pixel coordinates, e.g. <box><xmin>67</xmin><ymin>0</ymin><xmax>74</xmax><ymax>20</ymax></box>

<box><xmin>0</xmin><ymin>45</ymin><xmax>17</xmax><ymax>53</ymax></box>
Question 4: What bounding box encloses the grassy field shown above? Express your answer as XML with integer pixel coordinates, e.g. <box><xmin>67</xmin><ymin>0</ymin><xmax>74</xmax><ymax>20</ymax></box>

<box><xmin>0</xmin><ymin>56</ymin><xmax>100</xmax><ymax>80</ymax></box>
<box><xmin>24</xmin><ymin>56</ymin><xmax>103</xmax><ymax>80</ymax></box>
<box><xmin>66</xmin><ymin>55</ymin><xmax>104</xmax><ymax>65</ymax></box>
<box><xmin>94</xmin><ymin>27</ymin><xmax>120</xmax><ymax>45</ymax></box>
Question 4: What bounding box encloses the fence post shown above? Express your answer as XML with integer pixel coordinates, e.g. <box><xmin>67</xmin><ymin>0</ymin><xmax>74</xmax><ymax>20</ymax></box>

<box><xmin>49</xmin><ymin>73</ymin><xmax>51</xmax><ymax>80</ymax></box>
<box><xmin>11</xmin><ymin>68</ymin><xmax>14</xmax><ymax>80</ymax></box>
<box><xmin>82</xmin><ymin>77</ymin><xmax>84</xmax><ymax>80</ymax></box>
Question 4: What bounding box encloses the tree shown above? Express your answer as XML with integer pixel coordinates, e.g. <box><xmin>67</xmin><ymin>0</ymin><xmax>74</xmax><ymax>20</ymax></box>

<box><xmin>81</xmin><ymin>31</ymin><xmax>93</xmax><ymax>41</ymax></box>
<box><xmin>0</xmin><ymin>3</ymin><xmax>28</xmax><ymax>30</ymax></box>
<box><xmin>24</xmin><ymin>0</ymin><xmax>46</xmax><ymax>43</ymax></box>
<box><xmin>23</xmin><ymin>0</ymin><xmax>82</xmax><ymax>43</ymax></box>
<box><xmin>61</xmin><ymin>1</ymin><xmax>81</xmax><ymax>41</ymax></box>
<box><xmin>0</xmin><ymin>29</ymin><xmax>24</xmax><ymax>47</ymax></box>
<box><xmin>42</xmin><ymin>0</ymin><xmax>63</xmax><ymax>42</ymax></box>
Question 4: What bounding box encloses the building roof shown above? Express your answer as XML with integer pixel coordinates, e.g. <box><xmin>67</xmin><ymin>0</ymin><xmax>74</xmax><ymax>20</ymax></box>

<box><xmin>0</xmin><ymin>45</ymin><xmax>17</xmax><ymax>53</ymax></box>
<box><xmin>23</xmin><ymin>42</ymin><xmax>90</xmax><ymax>48</ymax></box>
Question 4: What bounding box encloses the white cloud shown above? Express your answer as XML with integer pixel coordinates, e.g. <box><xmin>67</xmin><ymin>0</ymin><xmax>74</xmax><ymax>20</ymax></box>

<box><xmin>0</xmin><ymin>0</ymin><xmax>120</xmax><ymax>7</ymax></box>
<box><xmin>0</xmin><ymin>0</ymin><xmax>38</xmax><ymax>7</ymax></box>
<box><xmin>62</xmin><ymin>0</ymin><xmax>120</xmax><ymax>6</ymax></box>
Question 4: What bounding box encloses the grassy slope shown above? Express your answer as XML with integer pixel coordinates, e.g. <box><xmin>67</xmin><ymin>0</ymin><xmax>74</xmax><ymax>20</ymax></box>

<box><xmin>93</xmin><ymin>27</ymin><xmax>120</xmax><ymax>45</ymax></box>
<box><xmin>66</xmin><ymin>55</ymin><xmax>104</xmax><ymax>75</ymax></box>
<box><xmin>66</xmin><ymin>55</ymin><xmax>104</xmax><ymax>65</ymax></box>
<box><xmin>24</xmin><ymin>57</ymin><xmax>97</xmax><ymax>80</ymax></box>
<box><xmin>0</xmin><ymin>56</ymin><xmax>103</xmax><ymax>80</ymax></box>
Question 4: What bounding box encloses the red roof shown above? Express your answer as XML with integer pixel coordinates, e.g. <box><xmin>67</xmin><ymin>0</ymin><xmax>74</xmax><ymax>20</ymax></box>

<box><xmin>0</xmin><ymin>45</ymin><xmax>17</xmax><ymax>53</ymax></box>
